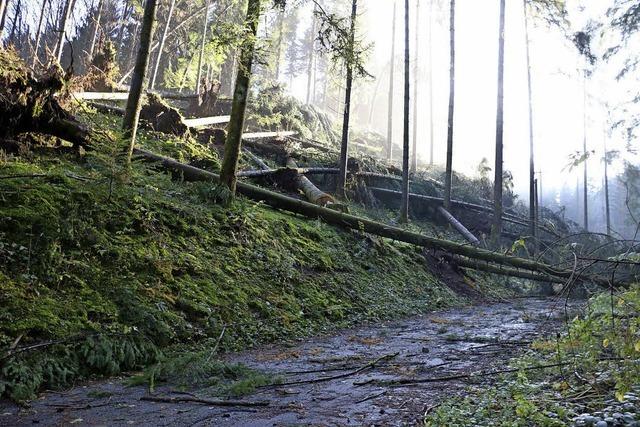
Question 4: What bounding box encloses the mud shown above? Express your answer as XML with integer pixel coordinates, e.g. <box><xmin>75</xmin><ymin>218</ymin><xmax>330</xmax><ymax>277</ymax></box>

<box><xmin>0</xmin><ymin>298</ymin><xmax>577</xmax><ymax>426</ymax></box>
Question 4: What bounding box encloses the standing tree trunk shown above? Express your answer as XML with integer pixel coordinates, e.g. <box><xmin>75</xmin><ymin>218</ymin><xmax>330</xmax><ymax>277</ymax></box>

<box><xmin>410</xmin><ymin>0</ymin><xmax>419</xmax><ymax>174</ymax></box>
<box><xmin>274</xmin><ymin>6</ymin><xmax>284</xmax><ymax>81</ymax></box>
<box><xmin>582</xmin><ymin>71</ymin><xmax>589</xmax><ymax>230</ymax></box>
<box><xmin>491</xmin><ymin>0</ymin><xmax>506</xmax><ymax>242</ymax></box>
<box><xmin>336</xmin><ymin>0</ymin><xmax>358</xmax><ymax>198</ymax></box>
<box><xmin>443</xmin><ymin>0</ymin><xmax>455</xmax><ymax>210</ymax></box>
<box><xmin>122</xmin><ymin>0</ymin><xmax>158</xmax><ymax>161</ymax></box>
<box><xmin>0</xmin><ymin>0</ymin><xmax>8</xmax><ymax>38</ymax></box>
<box><xmin>88</xmin><ymin>0</ymin><xmax>104</xmax><ymax>60</ymax></box>
<box><xmin>305</xmin><ymin>5</ymin><xmax>317</xmax><ymax>104</ymax></box>
<box><xmin>399</xmin><ymin>0</ymin><xmax>410</xmax><ymax>223</ymax></box>
<box><xmin>523</xmin><ymin>0</ymin><xmax>536</xmax><ymax>247</ymax></box>
<box><xmin>31</xmin><ymin>0</ymin><xmax>48</xmax><ymax>68</ymax></box>
<box><xmin>220</xmin><ymin>0</ymin><xmax>262</xmax><ymax>194</ymax></box>
<box><xmin>195</xmin><ymin>0</ymin><xmax>211</xmax><ymax>94</ymax></box>
<box><xmin>387</xmin><ymin>1</ymin><xmax>396</xmax><ymax>162</ymax></box>
<box><xmin>54</xmin><ymin>0</ymin><xmax>73</xmax><ymax>64</ymax></box>
<box><xmin>149</xmin><ymin>0</ymin><xmax>176</xmax><ymax>89</ymax></box>
<box><xmin>428</xmin><ymin>0</ymin><xmax>434</xmax><ymax>165</ymax></box>
<box><xmin>603</xmin><ymin>126</ymin><xmax>611</xmax><ymax>236</ymax></box>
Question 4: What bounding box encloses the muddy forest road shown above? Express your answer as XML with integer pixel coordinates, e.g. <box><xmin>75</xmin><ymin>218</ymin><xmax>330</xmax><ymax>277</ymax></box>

<box><xmin>2</xmin><ymin>298</ymin><xmax>576</xmax><ymax>426</ymax></box>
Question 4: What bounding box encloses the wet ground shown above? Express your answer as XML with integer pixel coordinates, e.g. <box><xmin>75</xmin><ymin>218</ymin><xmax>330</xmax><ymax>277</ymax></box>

<box><xmin>1</xmin><ymin>298</ymin><xmax>575</xmax><ymax>426</ymax></box>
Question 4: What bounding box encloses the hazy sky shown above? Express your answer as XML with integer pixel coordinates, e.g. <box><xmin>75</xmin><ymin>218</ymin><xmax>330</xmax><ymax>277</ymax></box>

<box><xmin>286</xmin><ymin>0</ymin><xmax>637</xmax><ymax>203</ymax></box>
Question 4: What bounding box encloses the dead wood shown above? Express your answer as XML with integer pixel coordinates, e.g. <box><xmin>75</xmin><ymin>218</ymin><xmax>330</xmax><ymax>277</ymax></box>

<box><xmin>186</xmin><ymin>80</ymin><xmax>221</xmax><ymax>117</ymax></box>
<box><xmin>285</xmin><ymin>158</ymin><xmax>334</xmax><ymax>206</ymax></box>
<box><xmin>139</xmin><ymin>93</ymin><xmax>189</xmax><ymax>136</ymax></box>
<box><xmin>140</xmin><ymin>395</ymin><xmax>269</xmax><ymax>407</ymax></box>
<box><xmin>438</xmin><ymin>207</ymin><xmax>480</xmax><ymax>246</ymax></box>
<box><xmin>267</xmin><ymin>352</ymin><xmax>399</xmax><ymax>387</ymax></box>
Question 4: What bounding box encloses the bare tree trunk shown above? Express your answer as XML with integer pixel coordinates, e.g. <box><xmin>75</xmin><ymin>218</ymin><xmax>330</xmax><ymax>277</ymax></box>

<box><xmin>410</xmin><ymin>0</ymin><xmax>419</xmax><ymax>174</ymax></box>
<box><xmin>0</xmin><ymin>0</ymin><xmax>8</xmax><ymax>38</ymax></box>
<box><xmin>31</xmin><ymin>0</ymin><xmax>48</xmax><ymax>68</ymax></box>
<box><xmin>524</xmin><ymin>0</ymin><xmax>536</xmax><ymax>249</ymax></box>
<box><xmin>274</xmin><ymin>6</ymin><xmax>284</xmax><ymax>81</ymax></box>
<box><xmin>443</xmin><ymin>0</ymin><xmax>455</xmax><ymax>210</ymax></box>
<box><xmin>220</xmin><ymin>0</ymin><xmax>262</xmax><ymax>194</ymax></box>
<box><xmin>336</xmin><ymin>0</ymin><xmax>358</xmax><ymax>198</ymax></box>
<box><xmin>428</xmin><ymin>0</ymin><xmax>434</xmax><ymax>165</ymax></box>
<box><xmin>195</xmin><ymin>0</ymin><xmax>211</xmax><ymax>94</ymax></box>
<box><xmin>116</xmin><ymin>0</ymin><xmax>132</xmax><ymax>51</ymax></box>
<box><xmin>491</xmin><ymin>0</ymin><xmax>506</xmax><ymax>242</ymax></box>
<box><xmin>149</xmin><ymin>0</ymin><xmax>176</xmax><ymax>89</ymax></box>
<box><xmin>603</xmin><ymin>127</ymin><xmax>611</xmax><ymax>235</ymax></box>
<box><xmin>582</xmin><ymin>71</ymin><xmax>589</xmax><ymax>230</ymax></box>
<box><xmin>88</xmin><ymin>0</ymin><xmax>104</xmax><ymax>60</ymax></box>
<box><xmin>305</xmin><ymin>5</ymin><xmax>317</xmax><ymax>104</ymax></box>
<box><xmin>386</xmin><ymin>1</ymin><xmax>396</xmax><ymax>162</ymax></box>
<box><xmin>54</xmin><ymin>0</ymin><xmax>73</xmax><ymax>64</ymax></box>
<box><xmin>399</xmin><ymin>0</ymin><xmax>410</xmax><ymax>223</ymax></box>
<box><xmin>122</xmin><ymin>0</ymin><xmax>158</xmax><ymax>161</ymax></box>
<box><xmin>9</xmin><ymin>0</ymin><xmax>21</xmax><ymax>43</ymax></box>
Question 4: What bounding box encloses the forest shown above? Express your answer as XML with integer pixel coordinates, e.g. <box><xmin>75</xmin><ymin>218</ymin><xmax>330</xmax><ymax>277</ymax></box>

<box><xmin>0</xmin><ymin>0</ymin><xmax>639</xmax><ymax>425</ymax></box>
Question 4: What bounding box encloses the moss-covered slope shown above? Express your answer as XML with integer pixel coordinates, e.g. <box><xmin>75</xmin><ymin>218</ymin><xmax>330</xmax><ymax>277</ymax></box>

<box><xmin>0</xmin><ymin>146</ymin><xmax>459</xmax><ymax>400</ymax></box>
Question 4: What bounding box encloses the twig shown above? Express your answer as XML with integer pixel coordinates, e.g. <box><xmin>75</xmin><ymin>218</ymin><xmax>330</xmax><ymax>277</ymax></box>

<box><xmin>267</xmin><ymin>352</ymin><xmax>399</xmax><ymax>387</ymax></box>
<box><xmin>355</xmin><ymin>390</ymin><xmax>387</xmax><ymax>404</ymax></box>
<box><xmin>140</xmin><ymin>395</ymin><xmax>269</xmax><ymax>408</ymax></box>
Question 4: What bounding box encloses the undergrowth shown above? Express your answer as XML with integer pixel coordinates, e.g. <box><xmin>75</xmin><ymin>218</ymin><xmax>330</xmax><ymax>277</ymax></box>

<box><xmin>424</xmin><ymin>285</ymin><xmax>640</xmax><ymax>426</ymax></box>
<box><xmin>0</xmin><ymin>131</ymin><xmax>461</xmax><ymax>401</ymax></box>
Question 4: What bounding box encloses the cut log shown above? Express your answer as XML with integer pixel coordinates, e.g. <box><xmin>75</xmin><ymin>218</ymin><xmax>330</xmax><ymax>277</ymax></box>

<box><xmin>242</xmin><ymin>148</ymin><xmax>270</xmax><ymax>171</ymax></box>
<box><xmin>449</xmin><ymin>255</ymin><xmax>563</xmax><ymax>284</ymax></box>
<box><xmin>237</xmin><ymin>167</ymin><xmax>339</xmax><ymax>178</ymax></box>
<box><xmin>438</xmin><ymin>207</ymin><xmax>480</xmax><ymax>246</ymax></box>
<box><xmin>73</xmin><ymin>92</ymin><xmax>130</xmax><ymax>100</ymax></box>
<box><xmin>131</xmin><ymin>148</ymin><xmax>611</xmax><ymax>286</ymax></box>
<box><xmin>88</xmin><ymin>101</ymin><xmax>125</xmax><ymax>116</ymax></box>
<box><xmin>286</xmin><ymin>158</ymin><xmax>334</xmax><ymax>206</ymax></box>
<box><xmin>242</xmin><ymin>131</ymin><xmax>297</xmax><ymax>139</ymax></box>
<box><xmin>183</xmin><ymin>115</ymin><xmax>230</xmax><ymax>128</ymax></box>
<box><xmin>370</xmin><ymin>187</ymin><xmax>561</xmax><ymax>238</ymax></box>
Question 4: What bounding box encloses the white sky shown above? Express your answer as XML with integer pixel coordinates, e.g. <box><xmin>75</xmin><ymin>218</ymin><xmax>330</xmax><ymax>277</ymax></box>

<box><xmin>286</xmin><ymin>0</ymin><xmax>637</xmax><ymax>203</ymax></box>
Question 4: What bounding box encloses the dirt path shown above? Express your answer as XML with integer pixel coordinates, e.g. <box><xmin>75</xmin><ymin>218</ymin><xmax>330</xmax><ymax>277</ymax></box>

<box><xmin>1</xmin><ymin>298</ymin><xmax>574</xmax><ymax>426</ymax></box>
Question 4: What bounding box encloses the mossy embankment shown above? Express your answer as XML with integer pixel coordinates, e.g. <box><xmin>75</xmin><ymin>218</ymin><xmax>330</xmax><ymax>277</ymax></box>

<box><xmin>0</xmin><ymin>134</ymin><xmax>464</xmax><ymax>400</ymax></box>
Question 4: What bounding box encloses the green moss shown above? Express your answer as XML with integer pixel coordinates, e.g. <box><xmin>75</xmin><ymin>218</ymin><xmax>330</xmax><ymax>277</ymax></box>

<box><xmin>0</xmin><ymin>142</ymin><xmax>461</xmax><ymax>400</ymax></box>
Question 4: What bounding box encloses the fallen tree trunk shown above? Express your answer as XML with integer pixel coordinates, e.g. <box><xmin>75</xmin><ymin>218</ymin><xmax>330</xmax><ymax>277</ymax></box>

<box><xmin>242</xmin><ymin>148</ymin><xmax>270</xmax><ymax>171</ymax></box>
<box><xmin>131</xmin><ymin>148</ymin><xmax>611</xmax><ymax>286</ymax></box>
<box><xmin>438</xmin><ymin>207</ymin><xmax>480</xmax><ymax>246</ymax></box>
<box><xmin>370</xmin><ymin>187</ymin><xmax>561</xmax><ymax>238</ymax></box>
<box><xmin>448</xmin><ymin>255</ymin><xmax>564</xmax><ymax>284</ymax></box>
<box><xmin>183</xmin><ymin>115</ymin><xmax>230</xmax><ymax>128</ymax></box>
<box><xmin>286</xmin><ymin>158</ymin><xmax>334</xmax><ymax>206</ymax></box>
<box><xmin>237</xmin><ymin>167</ymin><xmax>339</xmax><ymax>178</ymax></box>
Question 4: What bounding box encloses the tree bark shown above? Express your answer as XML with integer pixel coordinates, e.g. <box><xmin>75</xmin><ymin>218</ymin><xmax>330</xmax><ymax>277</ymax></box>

<box><xmin>582</xmin><ymin>70</ymin><xmax>589</xmax><ymax>231</ymax></box>
<box><xmin>122</xmin><ymin>0</ymin><xmax>158</xmax><ymax>161</ymax></box>
<box><xmin>399</xmin><ymin>0</ymin><xmax>410</xmax><ymax>223</ymax></box>
<box><xmin>220</xmin><ymin>0</ymin><xmax>261</xmax><ymax>194</ymax></box>
<box><xmin>286</xmin><ymin>158</ymin><xmax>334</xmax><ymax>206</ymax></box>
<box><xmin>31</xmin><ymin>0</ymin><xmax>48</xmax><ymax>68</ymax></box>
<box><xmin>195</xmin><ymin>0</ymin><xmax>210</xmax><ymax>94</ymax></box>
<box><xmin>149</xmin><ymin>0</ymin><xmax>176</xmax><ymax>89</ymax></box>
<box><xmin>524</xmin><ymin>0</ymin><xmax>536</xmax><ymax>249</ymax></box>
<box><xmin>387</xmin><ymin>1</ymin><xmax>396</xmax><ymax>162</ymax></box>
<box><xmin>428</xmin><ymin>0</ymin><xmax>434</xmax><ymax>165</ymax></box>
<box><xmin>603</xmin><ymin>126</ymin><xmax>611</xmax><ymax>236</ymax></box>
<box><xmin>336</xmin><ymin>0</ymin><xmax>358</xmax><ymax>198</ymax></box>
<box><xmin>88</xmin><ymin>0</ymin><xmax>104</xmax><ymax>60</ymax></box>
<box><xmin>274</xmin><ymin>6</ymin><xmax>284</xmax><ymax>81</ymax></box>
<box><xmin>305</xmin><ymin>5</ymin><xmax>317</xmax><ymax>104</ymax></box>
<box><xmin>54</xmin><ymin>0</ymin><xmax>73</xmax><ymax>64</ymax></box>
<box><xmin>438</xmin><ymin>207</ymin><xmax>480</xmax><ymax>245</ymax></box>
<box><xmin>443</xmin><ymin>0</ymin><xmax>455</xmax><ymax>210</ymax></box>
<box><xmin>0</xmin><ymin>0</ymin><xmax>8</xmax><ymax>37</ymax></box>
<box><xmin>410</xmin><ymin>0</ymin><xmax>419</xmax><ymax>174</ymax></box>
<box><xmin>492</xmin><ymin>0</ymin><xmax>506</xmax><ymax>242</ymax></box>
<box><xmin>449</xmin><ymin>255</ymin><xmax>563</xmax><ymax>284</ymax></box>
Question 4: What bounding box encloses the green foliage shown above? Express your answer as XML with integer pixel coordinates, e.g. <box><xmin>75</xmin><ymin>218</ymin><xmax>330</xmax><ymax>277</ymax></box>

<box><xmin>0</xmin><ymin>125</ymin><xmax>458</xmax><ymax>399</ymax></box>
<box><xmin>424</xmin><ymin>285</ymin><xmax>640</xmax><ymax>426</ymax></box>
